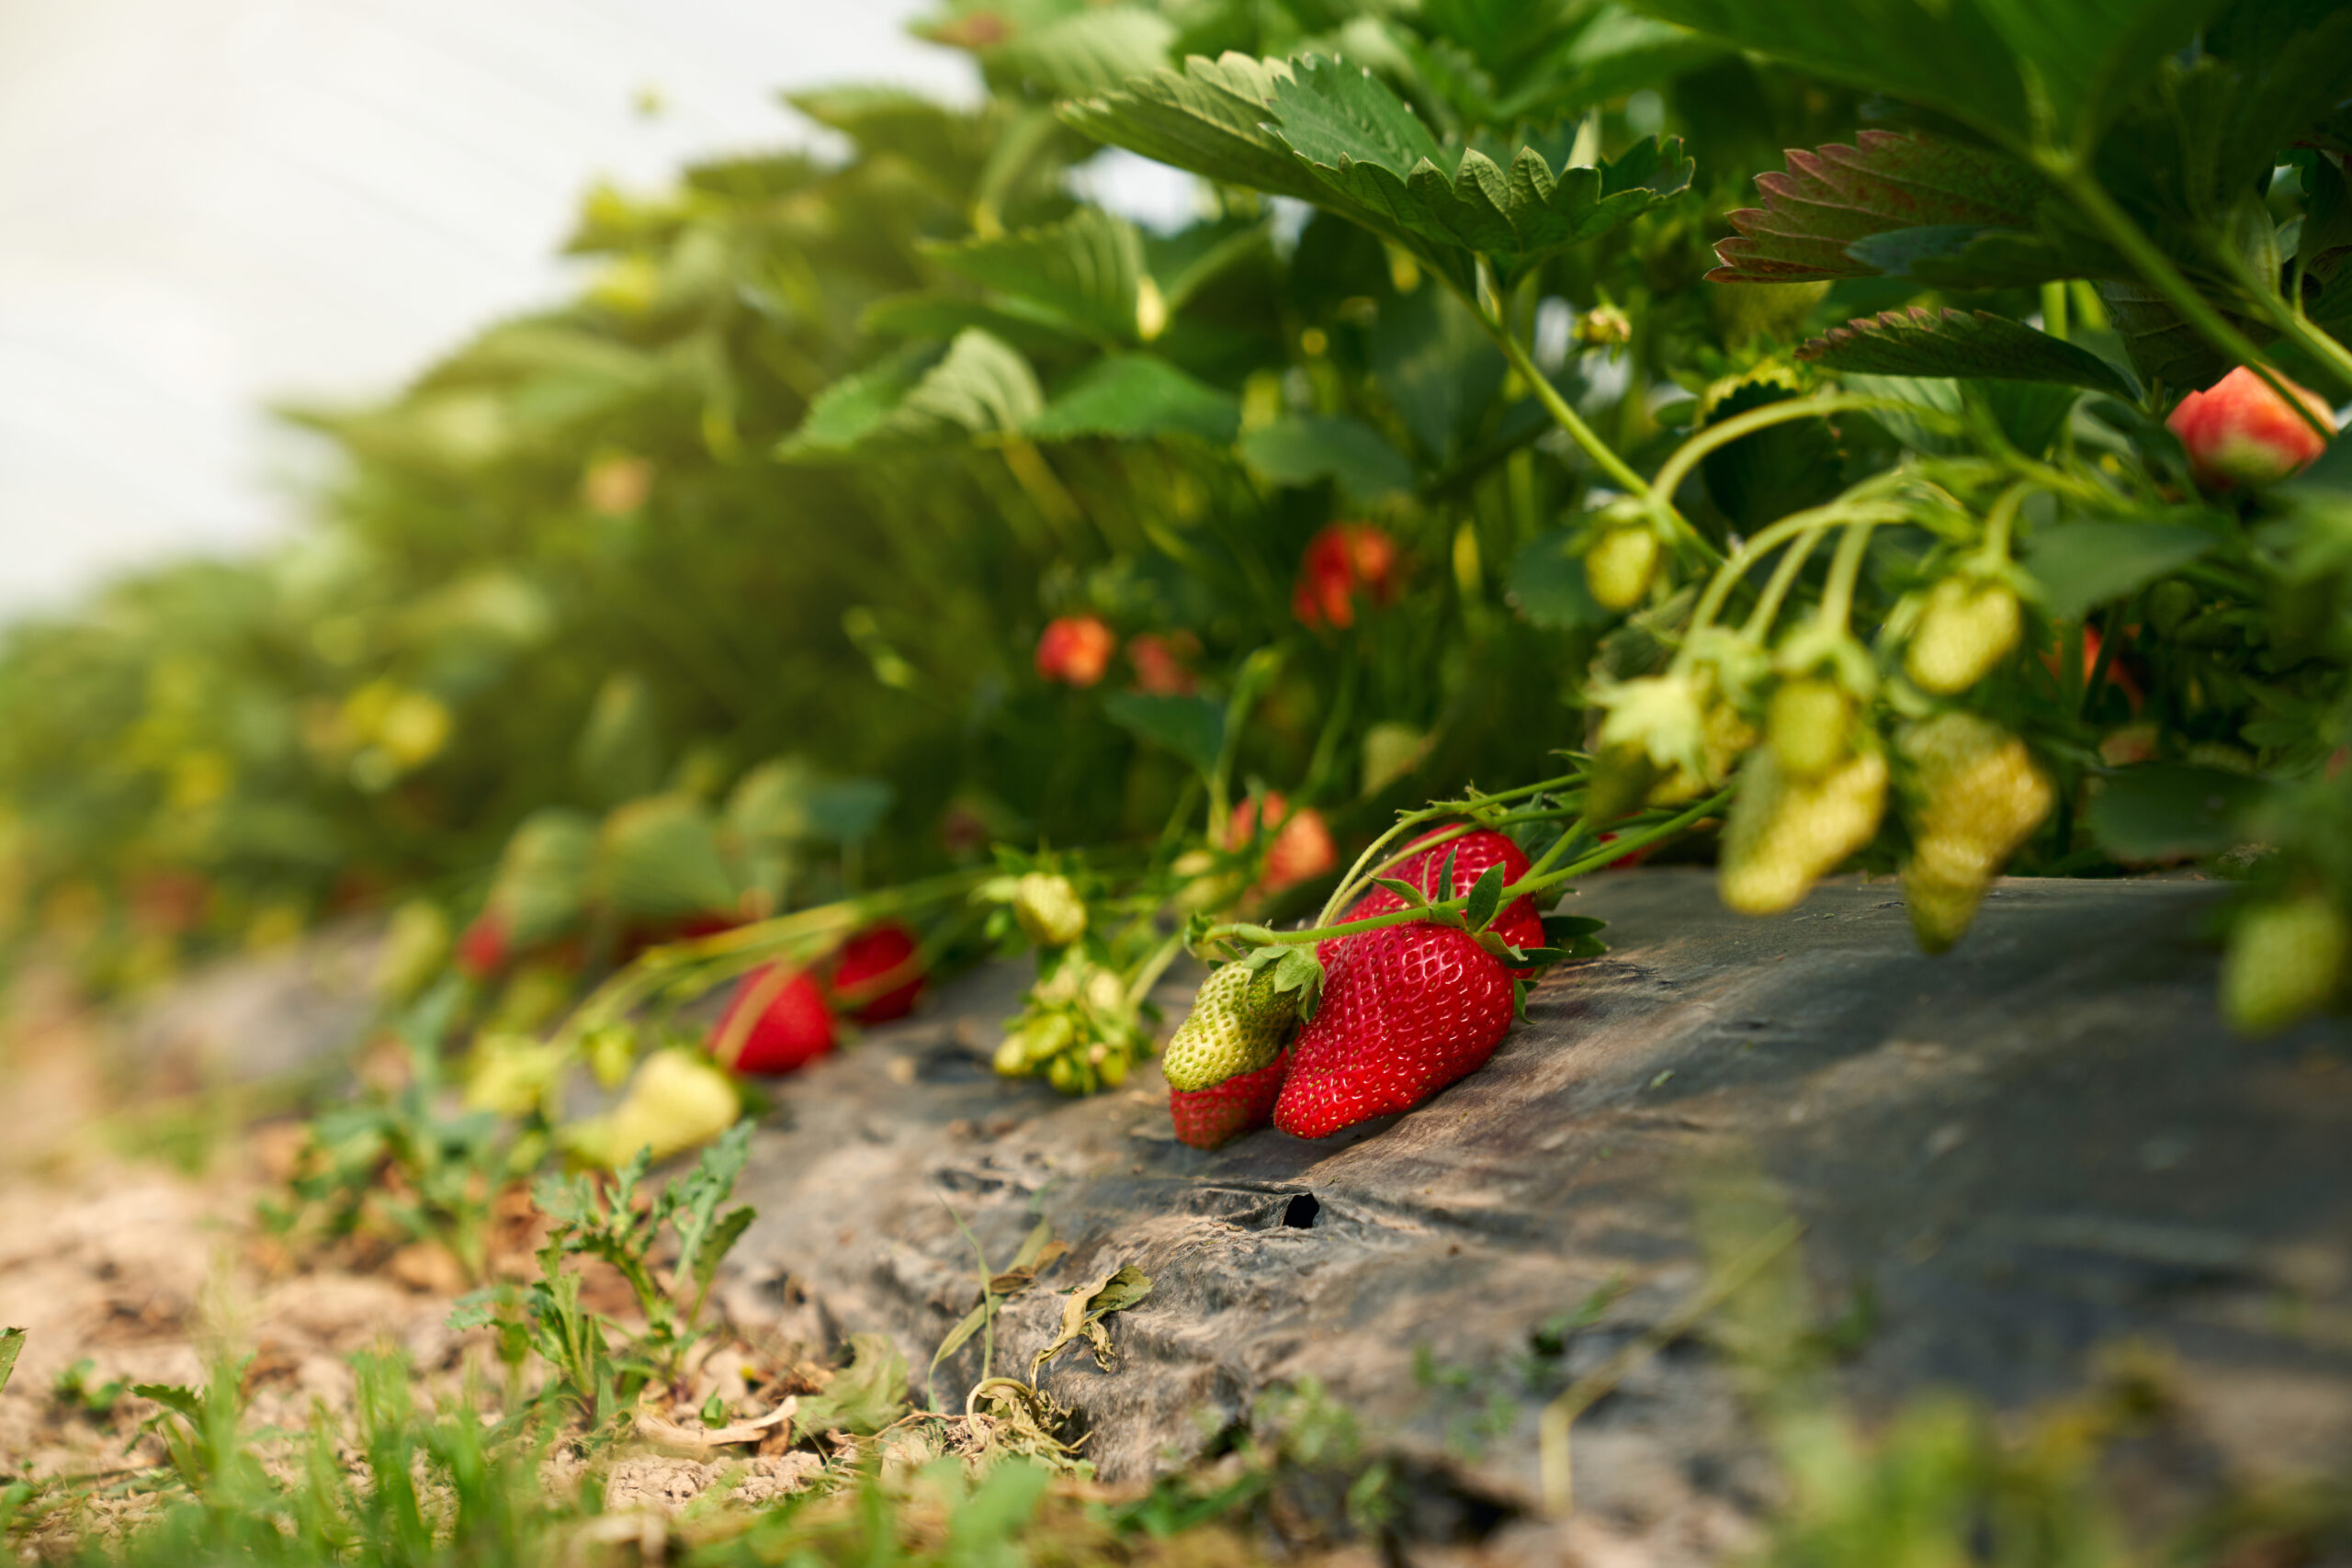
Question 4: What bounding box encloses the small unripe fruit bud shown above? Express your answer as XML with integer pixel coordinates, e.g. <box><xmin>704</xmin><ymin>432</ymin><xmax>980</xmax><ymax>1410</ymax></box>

<box><xmin>1585</xmin><ymin>525</ymin><xmax>1659</xmax><ymax>611</ymax></box>
<box><xmin>1906</xmin><ymin>579</ymin><xmax>2020</xmax><ymax>695</ymax></box>
<box><xmin>1767</xmin><ymin>678</ymin><xmax>1851</xmax><ymax>779</ymax></box>
<box><xmin>1012</xmin><ymin>872</ymin><xmax>1087</xmax><ymax>946</ymax></box>
<box><xmin>2165</xmin><ymin>366</ymin><xmax>2335</xmax><ymax>491</ymax></box>
<box><xmin>2222</xmin><ymin>893</ymin><xmax>2349</xmax><ymax>1036</ymax></box>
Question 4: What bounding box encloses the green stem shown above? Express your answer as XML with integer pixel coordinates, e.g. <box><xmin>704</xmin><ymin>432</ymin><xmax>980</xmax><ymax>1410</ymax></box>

<box><xmin>1648</xmin><ymin>394</ymin><xmax>1903</xmax><ymax>518</ymax></box>
<box><xmin>2041</xmin><ymin>281</ymin><xmax>2069</xmax><ymax>342</ymax></box>
<box><xmin>1315</xmin><ymin>768</ymin><xmax>1591</xmax><ymax>925</ymax></box>
<box><xmin>1817</xmin><ymin>514</ymin><xmax>1879</xmax><ymax>631</ymax></box>
<box><xmin>1740</xmin><ymin>529</ymin><xmax>1826</xmax><ymax>642</ymax></box>
<box><xmin>2229</xmin><ymin>265</ymin><xmax>2352</xmax><ymax>400</ymax></box>
<box><xmin>1679</xmin><ymin>492</ymin><xmax>1912</xmax><ymax>660</ymax></box>
<box><xmin>1460</xmin><ymin>260</ymin><xmax>1657</xmax><ymax>505</ymax></box>
<box><xmin>1211</xmin><ymin>791</ymin><xmax>1731</xmax><ymax>950</ymax></box>
<box><xmin>2046</xmin><ymin>162</ymin><xmax>2337</xmax><ymax>434</ymax></box>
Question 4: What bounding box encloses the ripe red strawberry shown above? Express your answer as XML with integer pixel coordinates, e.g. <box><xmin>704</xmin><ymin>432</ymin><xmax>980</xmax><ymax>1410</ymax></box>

<box><xmin>1346</xmin><ymin>828</ymin><xmax>1546</xmax><ymax>953</ymax></box>
<box><xmin>831</xmin><ymin>921</ymin><xmax>925</xmax><ymax>1023</ymax></box>
<box><xmin>1035</xmin><ymin>615</ymin><xmax>1116</xmax><ymax>686</ymax></box>
<box><xmin>710</xmin><ymin>964</ymin><xmax>837</xmax><ymax>1074</ymax></box>
<box><xmin>2166</xmin><ymin>366</ymin><xmax>2335</xmax><ymax>491</ymax></box>
<box><xmin>455</xmin><ymin>911</ymin><xmax>509</xmax><ymax>979</ymax></box>
<box><xmin>1170</xmin><ymin>1049</ymin><xmax>1290</xmax><ymax>1149</ymax></box>
<box><xmin>1273</xmin><ymin>923</ymin><xmax>1516</xmax><ymax>1138</ymax></box>
<box><xmin>1292</xmin><ymin>524</ymin><xmax>1399</xmax><ymax>629</ymax></box>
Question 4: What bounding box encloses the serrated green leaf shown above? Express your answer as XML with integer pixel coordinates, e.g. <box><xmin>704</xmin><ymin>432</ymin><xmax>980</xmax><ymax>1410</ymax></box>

<box><xmin>1373</xmin><ymin>876</ymin><xmax>1432</xmax><ymax>908</ymax></box>
<box><xmin>1067</xmin><ymin>51</ymin><xmax>1689</xmax><ymax>281</ymax></box>
<box><xmin>776</xmin><ymin>343</ymin><xmax>940</xmax><ymax>456</ymax></box>
<box><xmin>1710</xmin><ymin>130</ymin><xmax>2052</xmax><ymax>283</ymax></box>
<box><xmin>2094</xmin><ymin>278</ymin><xmax>2267</xmax><ymax>394</ymax></box>
<box><xmin>1629</xmin><ymin>0</ymin><xmax>2226</xmax><ymax>155</ymax></box>
<box><xmin>1464</xmin><ymin>863</ymin><xmax>1505</xmax><ymax>931</ymax></box>
<box><xmin>1060</xmin><ymin>54</ymin><xmax>1323</xmax><ymax>203</ymax></box>
<box><xmin>1801</xmin><ymin>307</ymin><xmax>2137</xmax><ymax>400</ymax></box>
<box><xmin>1239</xmin><ymin>415</ymin><xmax>1415</xmax><ymax>503</ymax></box>
<box><xmin>2025</xmin><ymin>518</ymin><xmax>2221</xmax><ymax>620</ymax></box>
<box><xmin>923</xmin><ymin>209</ymin><xmax>1148</xmax><ymax>347</ymax></box>
<box><xmin>2086</xmin><ymin>764</ymin><xmax>2268</xmax><ymax>862</ymax></box>
<box><xmin>1102</xmin><ymin>691</ymin><xmax>1225</xmax><ymax>777</ymax></box>
<box><xmin>1269</xmin><ymin>55</ymin><xmax>1452</xmax><ymax>185</ymax></box>
<box><xmin>860</xmin><ymin>292</ymin><xmax>1090</xmax><ymax>355</ymax></box>
<box><xmin>1026</xmin><ymin>355</ymin><xmax>1239</xmax><ymax>443</ymax></box>
<box><xmin>780</xmin><ymin>330</ymin><xmax>1044</xmax><ymax>458</ymax></box>
<box><xmin>985</xmin><ymin>6</ymin><xmax>1177</xmax><ymax>97</ymax></box>
<box><xmin>0</xmin><ymin>1328</ymin><xmax>22</xmax><ymax>1396</ymax></box>
<box><xmin>1842</xmin><ymin>224</ymin><xmax>2092</xmax><ymax>289</ymax></box>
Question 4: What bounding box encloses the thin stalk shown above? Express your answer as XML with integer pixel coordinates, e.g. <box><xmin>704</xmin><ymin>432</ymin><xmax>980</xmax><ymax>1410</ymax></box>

<box><xmin>1647</xmin><ymin>393</ymin><xmax>1904</xmax><ymax>516</ymax></box>
<box><xmin>1817</xmin><ymin>514</ymin><xmax>1879</xmax><ymax>631</ymax></box>
<box><xmin>2041</xmin><ymin>281</ymin><xmax>2069</xmax><ymax>341</ymax></box>
<box><xmin>1679</xmin><ymin>496</ymin><xmax>1911</xmax><ymax>659</ymax></box>
<box><xmin>1740</xmin><ymin>529</ymin><xmax>1826</xmax><ymax>641</ymax></box>
<box><xmin>2229</xmin><ymin>264</ymin><xmax>2352</xmax><ymax>399</ymax></box>
<box><xmin>1313</xmin><ymin>769</ymin><xmax>1591</xmax><ymax>925</ymax></box>
<box><xmin>1458</xmin><ymin>259</ymin><xmax>1657</xmax><ymax>504</ymax></box>
<box><xmin>1211</xmin><ymin>790</ymin><xmax>1730</xmax><ymax>951</ymax></box>
<box><xmin>2048</xmin><ymin>162</ymin><xmax>2338</xmax><ymax>434</ymax></box>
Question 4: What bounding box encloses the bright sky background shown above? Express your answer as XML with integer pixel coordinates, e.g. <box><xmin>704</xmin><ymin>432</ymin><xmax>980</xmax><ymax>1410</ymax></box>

<box><xmin>0</xmin><ymin>0</ymin><xmax>1010</xmax><ymax>617</ymax></box>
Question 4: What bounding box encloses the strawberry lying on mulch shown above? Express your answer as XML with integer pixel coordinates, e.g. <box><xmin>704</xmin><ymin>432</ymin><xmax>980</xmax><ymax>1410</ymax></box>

<box><xmin>1166</xmin><ymin>826</ymin><xmax>1577</xmax><ymax>1145</ymax></box>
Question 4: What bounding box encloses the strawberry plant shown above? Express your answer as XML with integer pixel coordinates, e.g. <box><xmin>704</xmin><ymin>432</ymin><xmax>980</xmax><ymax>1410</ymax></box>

<box><xmin>0</xmin><ymin>0</ymin><xmax>2339</xmax><ymax>1181</ymax></box>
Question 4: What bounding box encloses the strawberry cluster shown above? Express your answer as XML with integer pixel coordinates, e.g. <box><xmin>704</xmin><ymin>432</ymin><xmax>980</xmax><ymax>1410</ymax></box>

<box><xmin>706</xmin><ymin>919</ymin><xmax>928</xmax><ymax>1075</ymax></box>
<box><xmin>1166</xmin><ymin>827</ymin><xmax>1553</xmax><ymax>1147</ymax></box>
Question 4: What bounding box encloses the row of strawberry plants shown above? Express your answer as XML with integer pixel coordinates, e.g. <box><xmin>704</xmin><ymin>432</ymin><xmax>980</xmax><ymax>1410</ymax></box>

<box><xmin>2</xmin><ymin>0</ymin><xmax>2348</xmax><ymax>1175</ymax></box>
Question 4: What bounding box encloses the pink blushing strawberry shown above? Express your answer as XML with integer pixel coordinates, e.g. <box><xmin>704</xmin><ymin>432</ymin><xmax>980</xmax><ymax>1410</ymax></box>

<box><xmin>831</xmin><ymin>921</ymin><xmax>925</xmax><ymax>1023</ymax></box>
<box><xmin>1227</xmin><ymin>792</ymin><xmax>1339</xmax><ymax>893</ymax></box>
<box><xmin>2166</xmin><ymin>366</ymin><xmax>2335</xmax><ymax>491</ymax></box>
<box><xmin>1170</xmin><ymin>1048</ymin><xmax>1291</xmax><ymax>1149</ymax></box>
<box><xmin>1272</xmin><ymin>922</ymin><xmax>1516</xmax><ymax>1139</ymax></box>
<box><xmin>711</xmin><ymin>964</ymin><xmax>837</xmax><ymax>1074</ymax></box>
<box><xmin>1125</xmin><ymin>632</ymin><xmax>1199</xmax><ymax>696</ymax></box>
<box><xmin>1348</xmin><ymin>827</ymin><xmax>1546</xmax><ymax>953</ymax></box>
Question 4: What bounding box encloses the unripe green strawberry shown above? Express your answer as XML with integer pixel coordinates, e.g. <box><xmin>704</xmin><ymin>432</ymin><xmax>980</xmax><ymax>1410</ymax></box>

<box><xmin>1585</xmin><ymin>525</ymin><xmax>1659</xmax><ymax>611</ymax></box>
<box><xmin>2222</xmin><ymin>893</ymin><xmax>2350</xmax><ymax>1036</ymax></box>
<box><xmin>1898</xmin><ymin>713</ymin><xmax>2052</xmax><ymax>953</ymax></box>
<box><xmin>1905</xmin><ymin>579</ymin><xmax>2020</xmax><ymax>695</ymax></box>
<box><xmin>1720</xmin><ymin>746</ymin><xmax>1886</xmax><ymax>915</ymax></box>
<box><xmin>1767</xmin><ymin>677</ymin><xmax>1851</xmax><ymax>779</ymax></box>
<box><xmin>1012</xmin><ymin>872</ymin><xmax>1087</xmax><ymax>946</ymax></box>
<box><xmin>1161</xmin><ymin>962</ymin><xmax>1297</xmax><ymax>1091</ymax></box>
